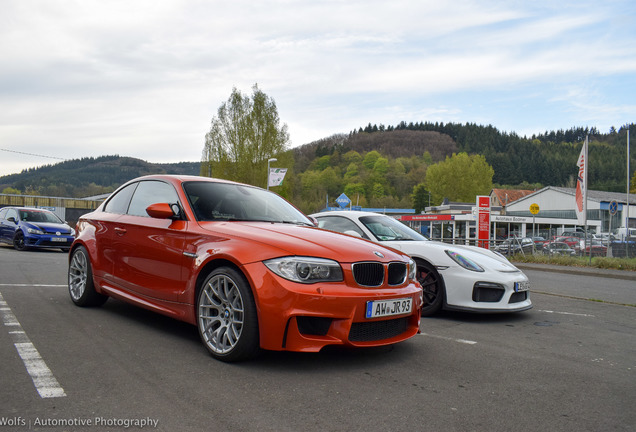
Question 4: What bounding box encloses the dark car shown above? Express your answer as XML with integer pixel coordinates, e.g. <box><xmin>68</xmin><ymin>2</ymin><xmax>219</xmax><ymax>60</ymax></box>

<box><xmin>543</xmin><ymin>241</ymin><xmax>577</xmax><ymax>256</ymax></box>
<box><xmin>0</xmin><ymin>207</ymin><xmax>75</xmax><ymax>251</ymax></box>
<box><xmin>494</xmin><ymin>237</ymin><xmax>537</xmax><ymax>255</ymax></box>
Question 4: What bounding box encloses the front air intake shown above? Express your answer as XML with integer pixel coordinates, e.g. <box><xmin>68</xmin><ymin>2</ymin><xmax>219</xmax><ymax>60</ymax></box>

<box><xmin>352</xmin><ymin>262</ymin><xmax>384</xmax><ymax>287</ymax></box>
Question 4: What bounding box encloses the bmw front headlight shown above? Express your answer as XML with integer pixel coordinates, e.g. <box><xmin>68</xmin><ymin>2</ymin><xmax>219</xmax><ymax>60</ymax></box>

<box><xmin>408</xmin><ymin>258</ymin><xmax>417</xmax><ymax>281</ymax></box>
<box><xmin>445</xmin><ymin>250</ymin><xmax>484</xmax><ymax>272</ymax></box>
<box><xmin>264</xmin><ymin>257</ymin><xmax>343</xmax><ymax>283</ymax></box>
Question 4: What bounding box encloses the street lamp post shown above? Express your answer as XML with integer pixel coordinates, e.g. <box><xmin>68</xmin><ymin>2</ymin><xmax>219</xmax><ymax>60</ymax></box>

<box><xmin>267</xmin><ymin>158</ymin><xmax>277</xmax><ymax>190</ymax></box>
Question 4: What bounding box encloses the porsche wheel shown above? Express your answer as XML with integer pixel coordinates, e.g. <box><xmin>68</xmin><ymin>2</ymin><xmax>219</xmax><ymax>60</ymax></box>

<box><xmin>416</xmin><ymin>260</ymin><xmax>444</xmax><ymax>316</ymax></box>
<box><xmin>197</xmin><ymin>267</ymin><xmax>259</xmax><ymax>362</ymax></box>
<box><xmin>68</xmin><ymin>246</ymin><xmax>108</xmax><ymax>307</ymax></box>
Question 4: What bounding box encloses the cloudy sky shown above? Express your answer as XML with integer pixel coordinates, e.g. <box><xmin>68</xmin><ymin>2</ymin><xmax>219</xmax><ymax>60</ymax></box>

<box><xmin>1</xmin><ymin>0</ymin><xmax>635</xmax><ymax>176</ymax></box>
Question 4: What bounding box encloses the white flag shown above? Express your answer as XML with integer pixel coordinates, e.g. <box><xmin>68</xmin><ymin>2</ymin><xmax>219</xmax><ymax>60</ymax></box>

<box><xmin>268</xmin><ymin>168</ymin><xmax>287</xmax><ymax>187</ymax></box>
<box><xmin>575</xmin><ymin>137</ymin><xmax>587</xmax><ymax>225</ymax></box>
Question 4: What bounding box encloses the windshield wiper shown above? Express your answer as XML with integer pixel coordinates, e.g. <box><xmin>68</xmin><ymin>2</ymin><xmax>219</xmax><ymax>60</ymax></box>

<box><xmin>275</xmin><ymin>220</ymin><xmax>314</xmax><ymax>226</ymax></box>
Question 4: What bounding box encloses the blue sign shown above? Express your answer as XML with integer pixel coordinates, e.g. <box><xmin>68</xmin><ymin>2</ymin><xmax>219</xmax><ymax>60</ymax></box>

<box><xmin>609</xmin><ymin>200</ymin><xmax>618</xmax><ymax>215</ymax></box>
<box><xmin>336</xmin><ymin>193</ymin><xmax>351</xmax><ymax>208</ymax></box>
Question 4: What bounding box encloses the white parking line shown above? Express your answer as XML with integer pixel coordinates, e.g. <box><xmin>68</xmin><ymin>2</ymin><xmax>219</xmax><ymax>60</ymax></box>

<box><xmin>420</xmin><ymin>332</ymin><xmax>478</xmax><ymax>345</ymax></box>
<box><xmin>0</xmin><ymin>291</ymin><xmax>66</xmax><ymax>398</ymax></box>
<box><xmin>0</xmin><ymin>284</ymin><xmax>66</xmax><ymax>287</ymax></box>
<box><xmin>538</xmin><ymin>310</ymin><xmax>596</xmax><ymax>317</ymax></box>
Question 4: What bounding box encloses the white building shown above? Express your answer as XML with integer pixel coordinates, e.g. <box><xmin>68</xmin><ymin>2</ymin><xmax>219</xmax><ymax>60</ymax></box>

<box><xmin>400</xmin><ymin>187</ymin><xmax>635</xmax><ymax>242</ymax></box>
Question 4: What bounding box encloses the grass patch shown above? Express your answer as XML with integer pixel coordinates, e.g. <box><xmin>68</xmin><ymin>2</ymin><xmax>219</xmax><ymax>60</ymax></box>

<box><xmin>509</xmin><ymin>253</ymin><xmax>636</xmax><ymax>272</ymax></box>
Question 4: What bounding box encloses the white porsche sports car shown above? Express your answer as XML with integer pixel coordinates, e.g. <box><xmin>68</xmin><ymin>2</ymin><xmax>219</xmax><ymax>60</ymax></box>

<box><xmin>311</xmin><ymin>211</ymin><xmax>532</xmax><ymax>316</ymax></box>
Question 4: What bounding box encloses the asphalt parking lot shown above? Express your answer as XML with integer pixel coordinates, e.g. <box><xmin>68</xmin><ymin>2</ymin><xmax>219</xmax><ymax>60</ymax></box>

<box><xmin>0</xmin><ymin>246</ymin><xmax>634</xmax><ymax>432</ymax></box>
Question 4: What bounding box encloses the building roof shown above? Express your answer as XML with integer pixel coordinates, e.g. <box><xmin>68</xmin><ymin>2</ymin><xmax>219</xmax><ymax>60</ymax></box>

<box><xmin>512</xmin><ymin>186</ymin><xmax>636</xmax><ymax>205</ymax></box>
<box><xmin>491</xmin><ymin>189</ymin><xmax>535</xmax><ymax>206</ymax></box>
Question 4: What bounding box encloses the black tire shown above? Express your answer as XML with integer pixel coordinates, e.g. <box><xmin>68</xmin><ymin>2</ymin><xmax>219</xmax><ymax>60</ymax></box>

<box><xmin>416</xmin><ymin>260</ymin><xmax>444</xmax><ymax>316</ymax></box>
<box><xmin>68</xmin><ymin>246</ymin><xmax>108</xmax><ymax>307</ymax></box>
<box><xmin>13</xmin><ymin>231</ymin><xmax>27</xmax><ymax>251</ymax></box>
<box><xmin>197</xmin><ymin>267</ymin><xmax>259</xmax><ymax>362</ymax></box>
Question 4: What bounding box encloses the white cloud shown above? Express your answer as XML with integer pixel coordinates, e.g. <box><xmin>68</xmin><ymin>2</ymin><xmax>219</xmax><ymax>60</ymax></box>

<box><xmin>1</xmin><ymin>0</ymin><xmax>635</xmax><ymax>176</ymax></box>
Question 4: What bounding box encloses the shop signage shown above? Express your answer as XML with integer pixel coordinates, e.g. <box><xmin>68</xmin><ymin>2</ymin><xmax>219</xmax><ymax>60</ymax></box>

<box><xmin>477</xmin><ymin>196</ymin><xmax>490</xmax><ymax>249</ymax></box>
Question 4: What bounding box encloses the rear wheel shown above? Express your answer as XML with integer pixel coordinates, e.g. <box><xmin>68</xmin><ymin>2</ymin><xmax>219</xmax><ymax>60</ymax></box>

<box><xmin>13</xmin><ymin>231</ymin><xmax>27</xmax><ymax>251</ymax></box>
<box><xmin>197</xmin><ymin>267</ymin><xmax>259</xmax><ymax>362</ymax></box>
<box><xmin>68</xmin><ymin>246</ymin><xmax>108</xmax><ymax>307</ymax></box>
<box><xmin>416</xmin><ymin>260</ymin><xmax>444</xmax><ymax>316</ymax></box>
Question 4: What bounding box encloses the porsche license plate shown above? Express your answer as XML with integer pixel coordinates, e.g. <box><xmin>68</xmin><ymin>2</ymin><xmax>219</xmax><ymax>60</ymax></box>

<box><xmin>514</xmin><ymin>281</ymin><xmax>530</xmax><ymax>292</ymax></box>
<box><xmin>365</xmin><ymin>298</ymin><xmax>412</xmax><ymax>319</ymax></box>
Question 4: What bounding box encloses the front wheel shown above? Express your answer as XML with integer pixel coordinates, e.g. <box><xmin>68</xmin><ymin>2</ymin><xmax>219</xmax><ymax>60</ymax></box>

<box><xmin>68</xmin><ymin>246</ymin><xmax>108</xmax><ymax>307</ymax></box>
<box><xmin>197</xmin><ymin>267</ymin><xmax>259</xmax><ymax>362</ymax></box>
<box><xmin>13</xmin><ymin>231</ymin><xmax>27</xmax><ymax>251</ymax></box>
<box><xmin>416</xmin><ymin>260</ymin><xmax>445</xmax><ymax>316</ymax></box>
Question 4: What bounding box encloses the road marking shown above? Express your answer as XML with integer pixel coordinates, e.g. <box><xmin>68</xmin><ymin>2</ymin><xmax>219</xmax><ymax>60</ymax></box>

<box><xmin>0</xmin><ymin>291</ymin><xmax>66</xmax><ymax>398</ymax></box>
<box><xmin>538</xmin><ymin>310</ymin><xmax>595</xmax><ymax>317</ymax></box>
<box><xmin>0</xmin><ymin>284</ymin><xmax>66</xmax><ymax>287</ymax></box>
<box><xmin>420</xmin><ymin>332</ymin><xmax>478</xmax><ymax>345</ymax></box>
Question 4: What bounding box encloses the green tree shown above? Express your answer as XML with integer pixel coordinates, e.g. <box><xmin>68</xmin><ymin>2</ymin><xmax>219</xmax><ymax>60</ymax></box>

<box><xmin>201</xmin><ymin>84</ymin><xmax>290</xmax><ymax>187</ymax></box>
<box><xmin>411</xmin><ymin>183</ymin><xmax>431</xmax><ymax>213</ymax></box>
<box><xmin>363</xmin><ymin>150</ymin><xmax>381</xmax><ymax>170</ymax></box>
<box><xmin>425</xmin><ymin>152</ymin><xmax>494</xmax><ymax>203</ymax></box>
<box><xmin>2</xmin><ymin>187</ymin><xmax>20</xmax><ymax>194</ymax></box>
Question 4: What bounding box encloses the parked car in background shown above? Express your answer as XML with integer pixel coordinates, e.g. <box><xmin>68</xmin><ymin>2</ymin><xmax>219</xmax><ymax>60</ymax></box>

<box><xmin>310</xmin><ymin>210</ymin><xmax>531</xmax><ymax>316</ymax></box>
<box><xmin>560</xmin><ymin>230</ymin><xmax>586</xmax><ymax>239</ymax></box>
<box><xmin>555</xmin><ymin>236</ymin><xmax>581</xmax><ymax>250</ymax></box>
<box><xmin>68</xmin><ymin>175</ymin><xmax>422</xmax><ymax>362</ymax></box>
<box><xmin>0</xmin><ymin>206</ymin><xmax>75</xmax><ymax>252</ymax></box>
<box><xmin>494</xmin><ymin>237</ymin><xmax>537</xmax><ymax>255</ymax></box>
<box><xmin>581</xmin><ymin>239</ymin><xmax>608</xmax><ymax>257</ymax></box>
<box><xmin>543</xmin><ymin>241</ymin><xmax>577</xmax><ymax>256</ymax></box>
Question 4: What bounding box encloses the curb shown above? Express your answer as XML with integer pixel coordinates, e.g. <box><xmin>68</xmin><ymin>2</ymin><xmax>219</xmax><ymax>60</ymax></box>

<box><xmin>513</xmin><ymin>262</ymin><xmax>636</xmax><ymax>281</ymax></box>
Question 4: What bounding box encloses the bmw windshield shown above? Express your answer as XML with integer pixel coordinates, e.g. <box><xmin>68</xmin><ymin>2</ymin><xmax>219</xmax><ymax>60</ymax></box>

<box><xmin>183</xmin><ymin>181</ymin><xmax>313</xmax><ymax>225</ymax></box>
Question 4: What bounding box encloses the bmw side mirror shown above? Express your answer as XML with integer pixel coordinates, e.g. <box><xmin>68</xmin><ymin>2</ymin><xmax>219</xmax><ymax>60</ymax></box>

<box><xmin>146</xmin><ymin>203</ymin><xmax>179</xmax><ymax>220</ymax></box>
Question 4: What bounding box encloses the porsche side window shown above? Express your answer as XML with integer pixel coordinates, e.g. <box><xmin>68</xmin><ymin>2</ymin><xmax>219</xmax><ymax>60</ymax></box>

<box><xmin>127</xmin><ymin>181</ymin><xmax>179</xmax><ymax>217</ymax></box>
<box><xmin>317</xmin><ymin>217</ymin><xmax>367</xmax><ymax>239</ymax></box>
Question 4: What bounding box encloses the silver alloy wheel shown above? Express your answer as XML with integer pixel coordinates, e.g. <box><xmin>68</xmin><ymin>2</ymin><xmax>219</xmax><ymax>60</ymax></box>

<box><xmin>68</xmin><ymin>249</ymin><xmax>88</xmax><ymax>301</ymax></box>
<box><xmin>198</xmin><ymin>274</ymin><xmax>245</xmax><ymax>355</ymax></box>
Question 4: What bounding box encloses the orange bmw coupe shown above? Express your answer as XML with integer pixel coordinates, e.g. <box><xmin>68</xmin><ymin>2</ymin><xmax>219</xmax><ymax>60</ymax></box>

<box><xmin>68</xmin><ymin>175</ymin><xmax>422</xmax><ymax>361</ymax></box>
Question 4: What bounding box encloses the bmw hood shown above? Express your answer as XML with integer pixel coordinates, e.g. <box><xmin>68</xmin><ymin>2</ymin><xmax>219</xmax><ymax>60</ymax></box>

<box><xmin>198</xmin><ymin>221</ymin><xmax>409</xmax><ymax>263</ymax></box>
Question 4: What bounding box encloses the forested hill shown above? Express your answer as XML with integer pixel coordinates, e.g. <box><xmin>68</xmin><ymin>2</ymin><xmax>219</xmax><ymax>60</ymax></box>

<box><xmin>295</xmin><ymin>122</ymin><xmax>635</xmax><ymax>192</ymax></box>
<box><xmin>1</xmin><ymin>123</ymin><xmax>634</xmax><ymax>203</ymax></box>
<box><xmin>0</xmin><ymin>156</ymin><xmax>200</xmax><ymax>198</ymax></box>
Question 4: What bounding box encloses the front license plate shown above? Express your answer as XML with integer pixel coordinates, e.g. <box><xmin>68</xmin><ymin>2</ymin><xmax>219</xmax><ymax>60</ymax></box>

<box><xmin>514</xmin><ymin>281</ymin><xmax>530</xmax><ymax>292</ymax></box>
<box><xmin>51</xmin><ymin>237</ymin><xmax>66</xmax><ymax>242</ymax></box>
<box><xmin>365</xmin><ymin>298</ymin><xmax>412</xmax><ymax>319</ymax></box>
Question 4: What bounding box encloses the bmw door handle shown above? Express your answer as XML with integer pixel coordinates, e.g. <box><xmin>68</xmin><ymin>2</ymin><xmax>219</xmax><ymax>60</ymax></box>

<box><xmin>114</xmin><ymin>227</ymin><xmax>127</xmax><ymax>235</ymax></box>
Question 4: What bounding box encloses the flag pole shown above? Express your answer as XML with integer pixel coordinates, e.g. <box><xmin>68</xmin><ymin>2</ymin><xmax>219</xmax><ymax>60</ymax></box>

<box><xmin>584</xmin><ymin>135</ymin><xmax>589</xmax><ymax>262</ymax></box>
<box><xmin>627</xmin><ymin>129</ymin><xmax>631</xmax><ymax>257</ymax></box>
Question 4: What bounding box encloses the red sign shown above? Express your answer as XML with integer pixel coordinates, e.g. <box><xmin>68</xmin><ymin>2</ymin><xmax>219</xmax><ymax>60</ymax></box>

<box><xmin>400</xmin><ymin>214</ymin><xmax>454</xmax><ymax>221</ymax></box>
<box><xmin>477</xmin><ymin>196</ymin><xmax>490</xmax><ymax>249</ymax></box>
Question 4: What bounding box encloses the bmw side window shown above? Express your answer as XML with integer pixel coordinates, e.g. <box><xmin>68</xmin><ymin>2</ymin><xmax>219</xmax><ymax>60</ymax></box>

<box><xmin>103</xmin><ymin>183</ymin><xmax>137</xmax><ymax>215</ymax></box>
<box><xmin>127</xmin><ymin>181</ymin><xmax>179</xmax><ymax>217</ymax></box>
<box><xmin>0</xmin><ymin>208</ymin><xmax>7</xmax><ymax>220</ymax></box>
